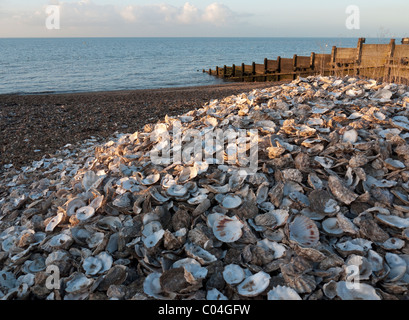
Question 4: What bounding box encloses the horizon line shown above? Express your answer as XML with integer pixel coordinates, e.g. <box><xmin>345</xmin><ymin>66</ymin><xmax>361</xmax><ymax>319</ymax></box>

<box><xmin>0</xmin><ymin>35</ymin><xmax>405</xmax><ymax>39</ymax></box>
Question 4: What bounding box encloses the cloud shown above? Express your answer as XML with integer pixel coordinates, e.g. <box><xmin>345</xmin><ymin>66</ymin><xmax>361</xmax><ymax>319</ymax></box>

<box><xmin>119</xmin><ymin>2</ymin><xmax>235</xmax><ymax>26</ymax></box>
<box><xmin>0</xmin><ymin>1</ymin><xmax>241</xmax><ymax>37</ymax></box>
<box><xmin>202</xmin><ymin>3</ymin><xmax>234</xmax><ymax>26</ymax></box>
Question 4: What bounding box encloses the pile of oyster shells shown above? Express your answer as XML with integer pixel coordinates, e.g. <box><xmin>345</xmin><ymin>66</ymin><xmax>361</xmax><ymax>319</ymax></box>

<box><xmin>1</xmin><ymin>75</ymin><xmax>409</xmax><ymax>300</ymax></box>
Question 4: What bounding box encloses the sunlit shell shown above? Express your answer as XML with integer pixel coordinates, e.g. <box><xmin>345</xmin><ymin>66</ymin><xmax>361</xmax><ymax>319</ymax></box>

<box><xmin>45</xmin><ymin>212</ymin><xmax>64</xmax><ymax>232</ymax></box>
<box><xmin>76</xmin><ymin>206</ymin><xmax>95</xmax><ymax>221</ymax></box>
<box><xmin>66</xmin><ymin>198</ymin><xmax>87</xmax><ymax>217</ymax></box>
<box><xmin>222</xmin><ymin>264</ymin><xmax>245</xmax><ymax>285</ymax></box>
<box><xmin>178</xmin><ymin>167</ymin><xmax>198</xmax><ymax>184</ymax></box>
<box><xmin>267</xmin><ymin>286</ymin><xmax>302</xmax><ymax>300</ymax></box>
<box><xmin>289</xmin><ymin>215</ymin><xmax>320</xmax><ymax>248</ymax></box>
<box><xmin>212</xmin><ymin>215</ymin><xmax>244</xmax><ymax>243</ymax></box>
<box><xmin>237</xmin><ymin>271</ymin><xmax>271</xmax><ymax>297</ymax></box>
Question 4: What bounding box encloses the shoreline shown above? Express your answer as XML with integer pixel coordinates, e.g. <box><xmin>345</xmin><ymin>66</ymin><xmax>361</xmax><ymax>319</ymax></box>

<box><xmin>0</xmin><ymin>81</ymin><xmax>288</xmax><ymax>169</ymax></box>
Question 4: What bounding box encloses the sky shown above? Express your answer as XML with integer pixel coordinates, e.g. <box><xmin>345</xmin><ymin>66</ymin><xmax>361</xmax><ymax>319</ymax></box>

<box><xmin>0</xmin><ymin>0</ymin><xmax>408</xmax><ymax>38</ymax></box>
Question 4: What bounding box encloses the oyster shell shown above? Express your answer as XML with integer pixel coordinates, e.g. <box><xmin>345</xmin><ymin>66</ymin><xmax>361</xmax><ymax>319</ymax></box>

<box><xmin>289</xmin><ymin>215</ymin><xmax>320</xmax><ymax>248</ymax></box>
<box><xmin>2</xmin><ymin>75</ymin><xmax>409</xmax><ymax>300</ymax></box>
<box><xmin>212</xmin><ymin>215</ymin><xmax>244</xmax><ymax>243</ymax></box>
<box><xmin>237</xmin><ymin>271</ymin><xmax>271</xmax><ymax>297</ymax></box>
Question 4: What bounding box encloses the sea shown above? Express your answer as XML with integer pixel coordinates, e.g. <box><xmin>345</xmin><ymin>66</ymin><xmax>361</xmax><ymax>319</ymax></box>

<box><xmin>0</xmin><ymin>37</ymin><xmax>391</xmax><ymax>95</ymax></box>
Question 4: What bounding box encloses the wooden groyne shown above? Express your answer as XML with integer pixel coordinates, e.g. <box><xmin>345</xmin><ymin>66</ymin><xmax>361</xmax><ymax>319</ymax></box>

<box><xmin>204</xmin><ymin>38</ymin><xmax>409</xmax><ymax>84</ymax></box>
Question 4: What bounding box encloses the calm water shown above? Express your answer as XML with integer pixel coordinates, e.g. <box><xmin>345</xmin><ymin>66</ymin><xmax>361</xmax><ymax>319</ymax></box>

<box><xmin>0</xmin><ymin>37</ymin><xmax>390</xmax><ymax>95</ymax></box>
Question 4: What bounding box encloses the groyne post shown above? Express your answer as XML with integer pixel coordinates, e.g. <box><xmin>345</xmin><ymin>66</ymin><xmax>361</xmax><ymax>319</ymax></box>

<box><xmin>355</xmin><ymin>37</ymin><xmax>366</xmax><ymax>75</ymax></box>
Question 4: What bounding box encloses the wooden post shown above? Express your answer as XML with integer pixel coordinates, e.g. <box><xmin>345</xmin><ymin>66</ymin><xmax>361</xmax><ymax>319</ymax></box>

<box><xmin>241</xmin><ymin>63</ymin><xmax>245</xmax><ymax>77</ymax></box>
<box><xmin>355</xmin><ymin>37</ymin><xmax>365</xmax><ymax>75</ymax></box>
<box><xmin>232</xmin><ymin>64</ymin><xmax>236</xmax><ymax>77</ymax></box>
<box><xmin>293</xmin><ymin>54</ymin><xmax>298</xmax><ymax>80</ymax></box>
<box><xmin>223</xmin><ymin>65</ymin><xmax>227</xmax><ymax>78</ymax></box>
<box><xmin>310</xmin><ymin>52</ymin><xmax>316</xmax><ymax>71</ymax></box>
<box><xmin>331</xmin><ymin>46</ymin><xmax>337</xmax><ymax>75</ymax></box>
<box><xmin>252</xmin><ymin>62</ymin><xmax>256</xmax><ymax>75</ymax></box>
<box><xmin>264</xmin><ymin>58</ymin><xmax>268</xmax><ymax>73</ymax></box>
<box><xmin>387</xmin><ymin>39</ymin><xmax>396</xmax><ymax>82</ymax></box>
<box><xmin>216</xmin><ymin>66</ymin><xmax>219</xmax><ymax>76</ymax></box>
<box><xmin>277</xmin><ymin>56</ymin><xmax>281</xmax><ymax>81</ymax></box>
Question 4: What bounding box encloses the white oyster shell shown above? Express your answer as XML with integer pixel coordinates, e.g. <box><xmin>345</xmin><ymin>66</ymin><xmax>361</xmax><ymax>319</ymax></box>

<box><xmin>267</xmin><ymin>285</ymin><xmax>302</xmax><ymax>300</ymax></box>
<box><xmin>336</xmin><ymin>281</ymin><xmax>381</xmax><ymax>300</ymax></box>
<box><xmin>237</xmin><ymin>271</ymin><xmax>271</xmax><ymax>297</ymax></box>
<box><xmin>212</xmin><ymin>215</ymin><xmax>244</xmax><ymax>243</ymax></box>
<box><xmin>222</xmin><ymin>264</ymin><xmax>245</xmax><ymax>285</ymax></box>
